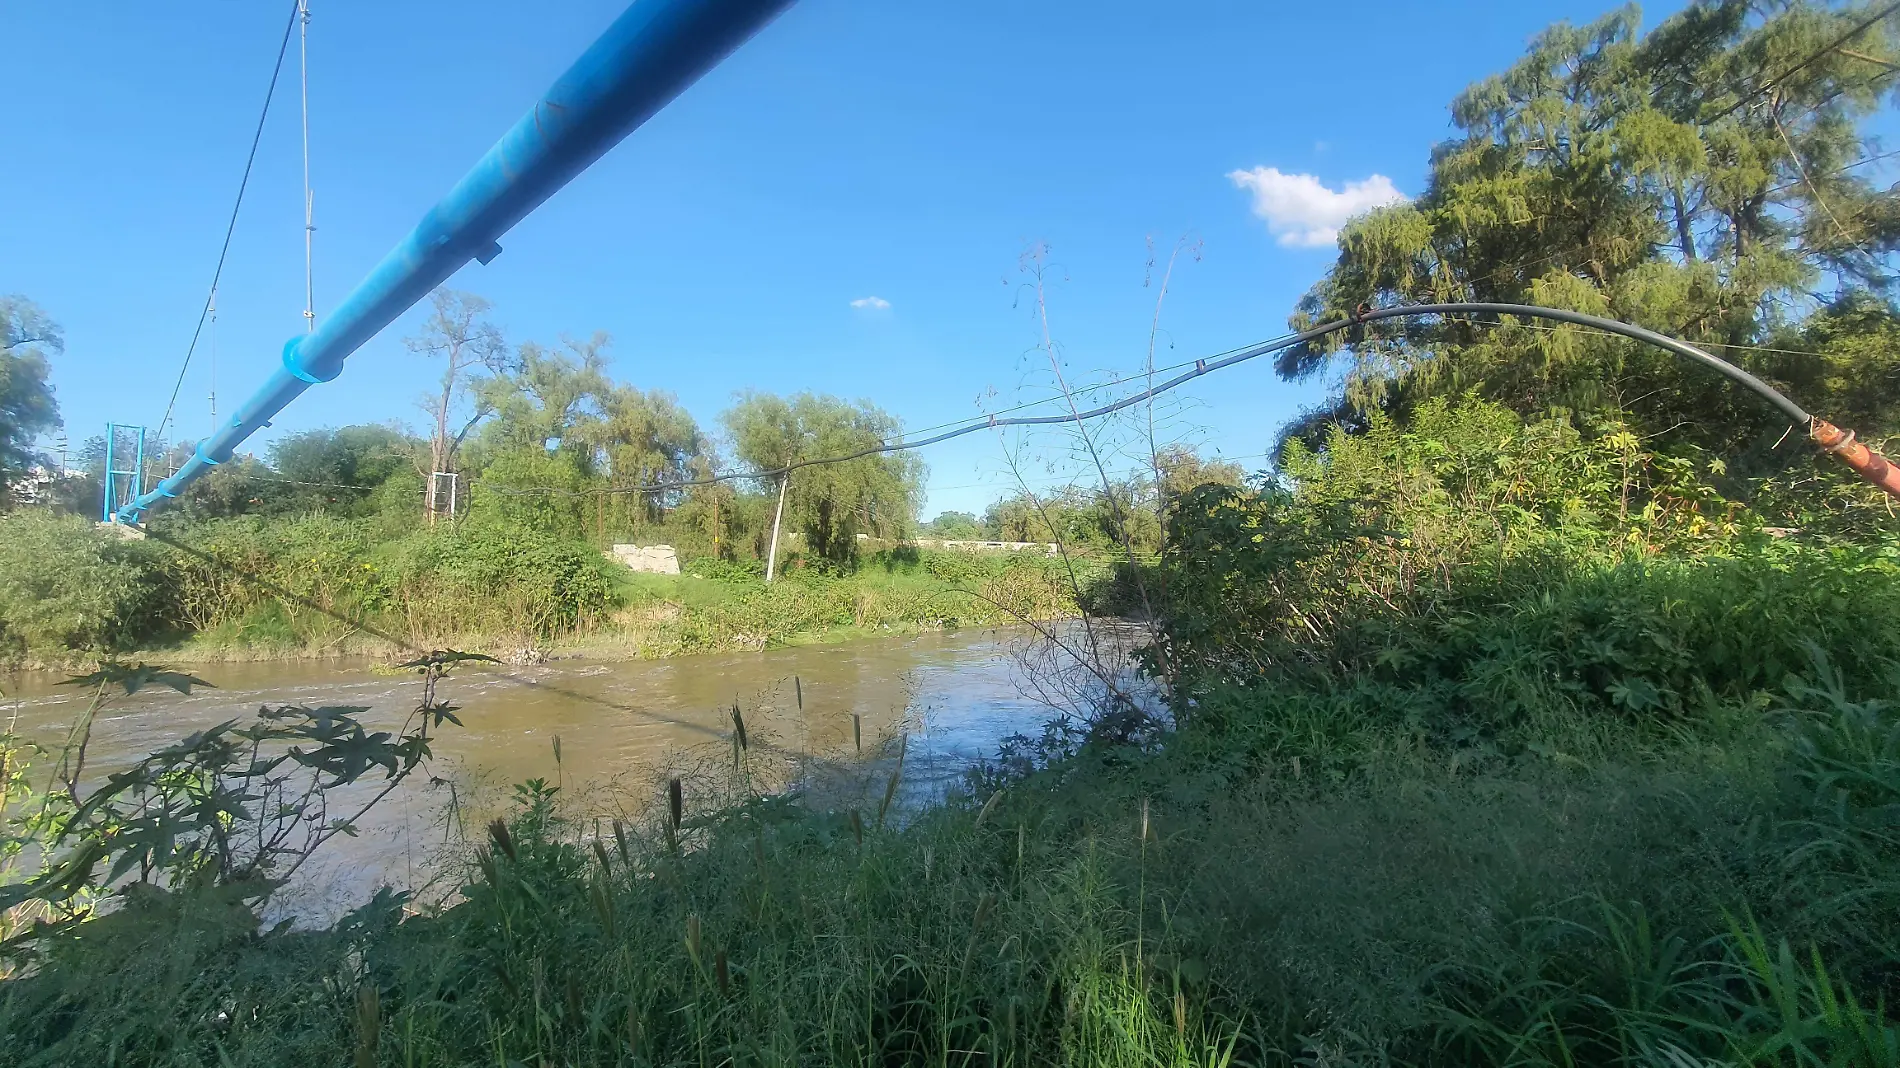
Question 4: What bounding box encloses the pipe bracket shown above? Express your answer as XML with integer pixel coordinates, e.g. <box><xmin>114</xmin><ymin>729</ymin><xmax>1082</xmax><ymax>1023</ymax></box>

<box><xmin>282</xmin><ymin>335</ymin><xmax>337</xmax><ymax>384</ymax></box>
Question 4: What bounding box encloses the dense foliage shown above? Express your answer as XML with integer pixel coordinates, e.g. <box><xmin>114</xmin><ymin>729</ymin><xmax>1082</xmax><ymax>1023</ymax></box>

<box><xmin>1281</xmin><ymin>1</ymin><xmax>1900</xmax><ymax>510</ymax></box>
<box><xmin>0</xmin><ymin>296</ymin><xmax>61</xmax><ymax>507</ymax></box>
<box><xmin>0</xmin><ymin>509</ymin><xmax>1083</xmax><ymax>663</ymax></box>
<box><xmin>6</xmin><ymin>2</ymin><xmax>1900</xmax><ymax>1065</ymax></box>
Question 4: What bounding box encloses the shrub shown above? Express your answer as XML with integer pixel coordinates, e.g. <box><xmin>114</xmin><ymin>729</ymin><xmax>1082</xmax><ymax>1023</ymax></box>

<box><xmin>683</xmin><ymin>555</ymin><xmax>765</xmax><ymax>582</ymax></box>
<box><xmin>0</xmin><ymin>512</ymin><xmax>173</xmax><ymax>656</ymax></box>
<box><xmin>160</xmin><ymin>514</ymin><xmax>392</xmax><ymax>632</ymax></box>
<box><xmin>922</xmin><ymin>547</ymin><xmax>985</xmax><ymax>583</ymax></box>
<box><xmin>383</xmin><ymin>522</ymin><xmax>614</xmax><ymax>638</ymax></box>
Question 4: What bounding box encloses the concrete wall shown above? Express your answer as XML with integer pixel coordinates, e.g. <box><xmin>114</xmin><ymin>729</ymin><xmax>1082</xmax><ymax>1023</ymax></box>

<box><xmin>608</xmin><ymin>544</ymin><xmax>680</xmax><ymax>574</ymax></box>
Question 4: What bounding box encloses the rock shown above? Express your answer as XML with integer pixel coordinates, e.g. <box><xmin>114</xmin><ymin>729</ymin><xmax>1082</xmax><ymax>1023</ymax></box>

<box><xmin>608</xmin><ymin>543</ymin><xmax>681</xmax><ymax>574</ymax></box>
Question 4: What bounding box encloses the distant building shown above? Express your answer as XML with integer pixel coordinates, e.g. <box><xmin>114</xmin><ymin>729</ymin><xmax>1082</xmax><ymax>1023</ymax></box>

<box><xmin>8</xmin><ymin>463</ymin><xmax>90</xmax><ymax>509</ymax></box>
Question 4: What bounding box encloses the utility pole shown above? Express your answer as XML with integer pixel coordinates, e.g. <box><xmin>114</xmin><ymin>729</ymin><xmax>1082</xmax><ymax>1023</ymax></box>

<box><xmin>765</xmin><ymin>472</ymin><xmax>788</xmax><ymax>582</ymax></box>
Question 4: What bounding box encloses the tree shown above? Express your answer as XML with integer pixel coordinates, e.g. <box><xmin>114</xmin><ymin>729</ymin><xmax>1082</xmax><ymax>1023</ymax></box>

<box><xmin>577</xmin><ymin>381</ymin><xmax>704</xmax><ymax>525</ymax></box>
<box><xmin>1153</xmin><ymin>444</ymin><xmax>1247</xmax><ymax>502</ymax></box>
<box><xmin>407</xmin><ymin>290</ymin><xmax>511</xmax><ymax>520</ymax></box>
<box><xmin>721</xmin><ymin>391</ymin><xmax>924</xmax><ymax>566</ymax></box>
<box><xmin>268</xmin><ymin>424</ymin><xmax>417</xmax><ymax>515</ymax></box>
<box><xmin>1278</xmin><ymin>1</ymin><xmax>1900</xmax><ymax>479</ymax></box>
<box><xmin>924</xmin><ymin>510</ymin><xmax>983</xmax><ymax>539</ymax></box>
<box><xmin>479</xmin><ymin>335</ymin><xmax>609</xmax><ymax>457</ymax></box>
<box><xmin>0</xmin><ymin>296</ymin><xmax>62</xmax><ymax>508</ymax></box>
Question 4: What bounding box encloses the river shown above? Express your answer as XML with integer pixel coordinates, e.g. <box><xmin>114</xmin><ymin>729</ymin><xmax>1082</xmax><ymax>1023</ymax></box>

<box><xmin>2</xmin><ymin>625</ymin><xmax>1127</xmax><ymax>922</ymax></box>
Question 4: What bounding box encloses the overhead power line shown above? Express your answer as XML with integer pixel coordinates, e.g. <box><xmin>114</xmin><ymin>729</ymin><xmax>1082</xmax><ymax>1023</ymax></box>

<box><xmin>153</xmin><ymin>0</ymin><xmax>302</xmax><ymax>445</ymax></box>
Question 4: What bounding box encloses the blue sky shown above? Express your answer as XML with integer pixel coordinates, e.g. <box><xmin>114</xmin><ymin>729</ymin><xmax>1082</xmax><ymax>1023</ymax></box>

<box><xmin>2</xmin><ymin>0</ymin><xmax>1687</xmax><ymax>518</ymax></box>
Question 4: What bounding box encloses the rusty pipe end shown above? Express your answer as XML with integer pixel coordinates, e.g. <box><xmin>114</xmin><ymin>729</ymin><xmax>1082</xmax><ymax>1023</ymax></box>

<box><xmin>1811</xmin><ymin>417</ymin><xmax>1900</xmax><ymax>501</ymax></box>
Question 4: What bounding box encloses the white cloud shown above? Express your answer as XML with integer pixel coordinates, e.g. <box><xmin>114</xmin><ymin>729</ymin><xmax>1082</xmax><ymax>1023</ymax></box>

<box><xmin>849</xmin><ymin>296</ymin><xmax>891</xmax><ymax>310</ymax></box>
<box><xmin>1226</xmin><ymin>166</ymin><xmax>1406</xmax><ymax>248</ymax></box>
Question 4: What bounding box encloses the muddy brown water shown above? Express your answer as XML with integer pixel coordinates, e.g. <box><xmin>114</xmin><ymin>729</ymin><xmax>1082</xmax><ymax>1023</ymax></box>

<box><xmin>3</xmin><ymin>627</ymin><xmax>1109</xmax><ymax>922</ymax></box>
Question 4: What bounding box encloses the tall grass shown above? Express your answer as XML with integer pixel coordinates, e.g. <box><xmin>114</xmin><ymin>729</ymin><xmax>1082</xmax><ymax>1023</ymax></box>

<box><xmin>4</xmin><ymin>643</ymin><xmax>1898</xmax><ymax>1066</ymax></box>
<box><xmin>0</xmin><ymin>510</ymin><xmax>1082</xmax><ymax>665</ymax></box>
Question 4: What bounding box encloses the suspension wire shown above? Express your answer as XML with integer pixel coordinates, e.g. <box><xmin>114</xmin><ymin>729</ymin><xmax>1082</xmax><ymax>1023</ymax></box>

<box><xmin>298</xmin><ymin>0</ymin><xmax>315</xmax><ymax>332</ymax></box>
<box><xmin>154</xmin><ymin>0</ymin><xmax>302</xmax><ymax>446</ymax></box>
<box><xmin>222</xmin><ymin>472</ymin><xmax>387</xmax><ymax>490</ymax></box>
<box><xmin>892</xmin><ymin>331</ymin><xmax>1300</xmax><ymax>442</ymax></box>
<box><xmin>925</xmin><ymin>450</ymin><xmax>1273</xmax><ymax>494</ymax></box>
<box><xmin>1706</xmin><ymin>0</ymin><xmax>1900</xmax><ymax>124</ymax></box>
<box><xmin>1443</xmin><ymin>314</ymin><xmax>1866</xmax><ymax>361</ymax></box>
<box><xmin>485</xmin><ymin>303</ymin><xmax>1811</xmax><ymax>501</ymax></box>
<box><xmin>207</xmin><ymin>288</ymin><xmax>218</xmax><ymax>439</ymax></box>
<box><xmin>126</xmin><ymin>519</ymin><xmax>817</xmax><ymax>750</ymax></box>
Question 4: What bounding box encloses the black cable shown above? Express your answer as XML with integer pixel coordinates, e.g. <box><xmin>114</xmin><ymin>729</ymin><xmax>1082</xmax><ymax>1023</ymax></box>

<box><xmin>128</xmin><ymin>522</ymin><xmax>789</xmax><ymax>749</ymax></box>
<box><xmin>153</xmin><ymin>0</ymin><xmax>302</xmax><ymax>443</ymax></box>
<box><xmin>485</xmin><ymin>302</ymin><xmax>1809</xmax><ymax>500</ymax></box>
<box><xmin>1705</xmin><ymin>0</ymin><xmax>1900</xmax><ymax>123</ymax></box>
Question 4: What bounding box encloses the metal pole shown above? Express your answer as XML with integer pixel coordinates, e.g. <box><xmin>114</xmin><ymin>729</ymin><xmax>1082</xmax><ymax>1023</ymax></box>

<box><xmin>120</xmin><ymin>0</ymin><xmax>794</xmax><ymax>523</ymax></box>
<box><xmin>102</xmin><ymin>423</ymin><xmax>116</xmax><ymax>523</ymax></box>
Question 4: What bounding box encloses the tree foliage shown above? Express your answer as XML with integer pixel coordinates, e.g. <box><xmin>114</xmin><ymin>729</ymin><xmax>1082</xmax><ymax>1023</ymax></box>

<box><xmin>0</xmin><ymin>296</ymin><xmax>62</xmax><ymax>506</ymax></box>
<box><xmin>1281</xmin><ymin>1</ymin><xmax>1900</xmax><ymax>486</ymax></box>
<box><xmin>722</xmin><ymin>391</ymin><xmax>924</xmax><ymax>563</ymax></box>
<box><xmin>408</xmin><ymin>289</ymin><xmax>511</xmax><ymax>515</ymax></box>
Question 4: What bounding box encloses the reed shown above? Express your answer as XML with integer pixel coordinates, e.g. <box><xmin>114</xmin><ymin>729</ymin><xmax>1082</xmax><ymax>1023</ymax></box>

<box><xmin>6</xmin><ymin>632</ymin><xmax>1899</xmax><ymax>1067</ymax></box>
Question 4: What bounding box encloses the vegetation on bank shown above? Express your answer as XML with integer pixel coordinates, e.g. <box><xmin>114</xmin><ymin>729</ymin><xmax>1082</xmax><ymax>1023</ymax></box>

<box><xmin>6</xmin><ymin>0</ymin><xmax>1900</xmax><ymax>1064</ymax></box>
<box><xmin>2</xmin><ymin>528</ymin><xmax>1898</xmax><ymax>1066</ymax></box>
<box><xmin>0</xmin><ymin>510</ymin><xmax>1088</xmax><ymax>666</ymax></box>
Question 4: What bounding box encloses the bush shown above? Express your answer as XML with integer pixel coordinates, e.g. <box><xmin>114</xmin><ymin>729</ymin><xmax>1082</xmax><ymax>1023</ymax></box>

<box><xmin>159</xmin><ymin>514</ymin><xmax>392</xmax><ymax>633</ymax></box>
<box><xmin>921</xmin><ymin>547</ymin><xmax>985</xmax><ymax>583</ymax></box>
<box><xmin>683</xmin><ymin>555</ymin><xmax>765</xmax><ymax>581</ymax></box>
<box><xmin>0</xmin><ymin>512</ymin><xmax>174</xmax><ymax>657</ymax></box>
<box><xmin>383</xmin><ymin>522</ymin><xmax>614</xmax><ymax>638</ymax></box>
<box><xmin>1155</xmin><ymin>397</ymin><xmax>1900</xmax><ymax>747</ymax></box>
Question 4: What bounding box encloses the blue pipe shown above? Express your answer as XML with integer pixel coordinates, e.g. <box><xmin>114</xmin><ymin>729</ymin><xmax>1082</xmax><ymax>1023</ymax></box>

<box><xmin>123</xmin><ymin>0</ymin><xmax>793</xmax><ymax>522</ymax></box>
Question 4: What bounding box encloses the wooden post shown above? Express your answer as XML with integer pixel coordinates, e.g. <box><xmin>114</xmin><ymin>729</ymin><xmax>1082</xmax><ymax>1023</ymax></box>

<box><xmin>765</xmin><ymin>473</ymin><xmax>788</xmax><ymax>583</ymax></box>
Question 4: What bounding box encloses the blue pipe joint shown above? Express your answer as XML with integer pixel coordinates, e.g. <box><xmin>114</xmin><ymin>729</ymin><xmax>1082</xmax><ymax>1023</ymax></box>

<box><xmin>193</xmin><ymin>442</ymin><xmax>224</xmax><ymax>467</ymax></box>
<box><xmin>282</xmin><ymin>335</ymin><xmax>340</xmax><ymax>384</ymax></box>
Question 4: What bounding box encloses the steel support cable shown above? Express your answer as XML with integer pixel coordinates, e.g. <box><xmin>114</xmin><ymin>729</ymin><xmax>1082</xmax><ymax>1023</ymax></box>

<box><xmin>482</xmin><ymin>302</ymin><xmax>1900</xmax><ymax>503</ymax></box>
<box><xmin>127</xmin><ymin>522</ymin><xmax>794</xmax><ymax>750</ymax></box>
<box><xmin>1705</xmin><ymin>0</ymin><xmax>1900</xmax><ymax>124</ymax></box>
<box><xmin>154</xmin><ymin>0</ymin><xmax>302</xmax><ymax>443</ymax></box>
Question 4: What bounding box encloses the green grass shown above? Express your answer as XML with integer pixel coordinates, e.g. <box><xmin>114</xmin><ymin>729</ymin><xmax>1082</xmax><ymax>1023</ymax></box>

<box><xmin>3</xmin><ymin>640</ymin><xmax>1897</xmax><ymax>1066</ymax></box>
<box><xmin>0</xmin><ymin>507</ymin><xmax>1085</xmax><ymax>666</ymax></box>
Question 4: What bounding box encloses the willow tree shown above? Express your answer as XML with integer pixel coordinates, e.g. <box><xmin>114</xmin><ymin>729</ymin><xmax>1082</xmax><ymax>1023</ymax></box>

<box><xmin>722</xmin><ymin>391</ymin><xmax>923</xmax><ymax>569</ymax></box>
<box><xmin>0</xmin><ymin>296</ymin><xmax>61</xmax><ymax>508</ymax></box>
<box><xmin>478</xmin><ymin>335</ymin><xmax>609</xmax><ymax>456</ymax></box>
<box><xmin>1280</xmin><ymin>1</ymin><xmax>1900</xmax><ymax>476</ymax></box>
<box><xmin>471</xmin><ymin>333</ymin><xmax>707</xmax><ymax>540</ymax></box>
<box><xmin>577</xmin><ymin>383</ymin><xmax>704</xmax><ymax>532</ymax></box>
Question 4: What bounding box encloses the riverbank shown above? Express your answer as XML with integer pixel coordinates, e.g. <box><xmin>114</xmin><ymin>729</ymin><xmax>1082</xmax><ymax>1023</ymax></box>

<box><xmin>0</xmin><ymin>511</ymin><xmax>1093</xmax><ymax>670</ymax></box>
<box><xmin>1</xmin><ymin>626</ymin><xmax>1091</xmax><ymax>931</ymax></box>
<box><xmin>6</xmin><ymin>519</ymin><xmax>1900</xmax><ymax>1063</ymax></box>
<box><xmin>3</xmin><ymin>630</ymin><xmax>1894</xmax><ymax>1065</ymax></box>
